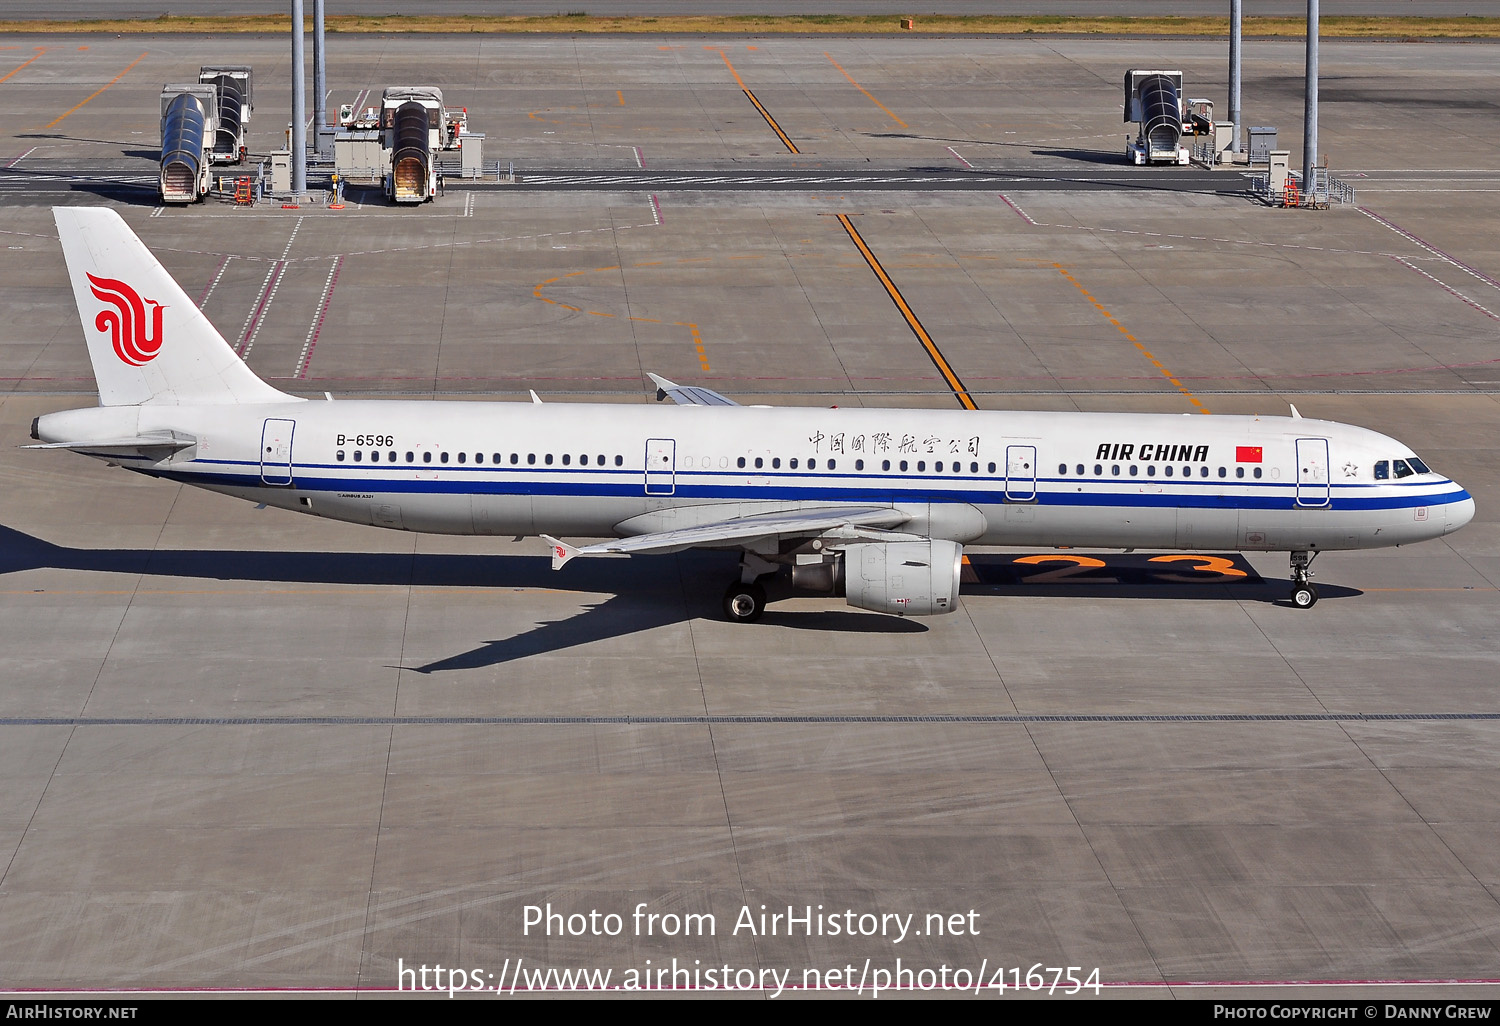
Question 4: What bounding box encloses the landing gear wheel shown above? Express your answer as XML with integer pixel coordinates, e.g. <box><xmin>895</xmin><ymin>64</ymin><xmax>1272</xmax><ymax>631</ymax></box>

<box><xmin>1290</xmin><ymin>583</ymin><xmax>1319</xmax><ymax>609</ymax></box>
<box><xmin>722</xmin><ymin>581</ymin><xmax>766</xmax><ymax>623</ymax></box>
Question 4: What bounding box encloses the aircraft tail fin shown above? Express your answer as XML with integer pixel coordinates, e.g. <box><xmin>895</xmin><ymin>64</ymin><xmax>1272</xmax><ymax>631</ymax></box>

<box><xmin>53</xmin><ymin>207</ymin><xmax>294</xmax><ymax>407</ymax></box>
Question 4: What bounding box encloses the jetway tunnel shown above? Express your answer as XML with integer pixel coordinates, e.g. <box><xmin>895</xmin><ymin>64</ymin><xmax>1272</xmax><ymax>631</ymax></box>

<box><xmin>389</xmin><ymin>100</ymin><xmax>432</xmax><ymax>203</ymax></box>
<box><xmin>160</xmin><ymin>92</ymin><xmax>209</xmax><ymax>203</ymax></box>
<box><xmin>209</xmin><ymin>75</ymin><xmax>246</xmax><ymax>163</ymax></box>
<box><xmin>1124</xmin><ymin>69</ymin><xmax>1189</xmax><ymax>166</ymax></box>
<box><xmin>1138</xmin><ymin>75</ymin><xmax>1182</xmax><ymax>155</ymax></box>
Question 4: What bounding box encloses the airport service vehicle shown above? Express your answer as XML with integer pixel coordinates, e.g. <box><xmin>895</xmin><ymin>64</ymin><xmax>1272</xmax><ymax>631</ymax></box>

<box><xmin>30</xmin><ymin>208</ymin><xmax>1474</xmax><ymax>620</ymax></box>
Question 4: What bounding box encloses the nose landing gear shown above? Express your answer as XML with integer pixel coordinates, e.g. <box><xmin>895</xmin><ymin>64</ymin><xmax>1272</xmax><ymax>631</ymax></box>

<box><xmin>1289</xmin><ymin>550</ymin><xmax>1319</xmax><ymax>608</ymax></box>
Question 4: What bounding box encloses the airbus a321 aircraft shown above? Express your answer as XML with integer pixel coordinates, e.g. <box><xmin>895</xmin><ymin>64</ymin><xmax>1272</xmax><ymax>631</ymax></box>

<box><xmin>29</xmin><ymin>208</ymin><xmax>1474</xmax><ymax>621</ymax></box>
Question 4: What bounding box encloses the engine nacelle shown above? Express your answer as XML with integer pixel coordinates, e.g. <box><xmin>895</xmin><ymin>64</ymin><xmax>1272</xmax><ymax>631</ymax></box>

<box><xmin>843</xmin><ymin>540</ymin><xmax>963</xmax><ymax>616</ymax></box>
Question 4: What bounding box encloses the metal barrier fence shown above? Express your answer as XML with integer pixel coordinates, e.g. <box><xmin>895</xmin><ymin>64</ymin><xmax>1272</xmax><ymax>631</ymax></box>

<box><xmin>1248</xmin><ymin>169</ymin><xmax>1355</xmax><ymax>208</ymax></box>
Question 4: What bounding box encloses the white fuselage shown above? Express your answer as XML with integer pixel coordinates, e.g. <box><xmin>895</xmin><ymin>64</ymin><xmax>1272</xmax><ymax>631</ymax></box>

<box><xmin>37</xmin><ymin>399</ymin><xmax>1475</xmax><ymax>554</ymax></box>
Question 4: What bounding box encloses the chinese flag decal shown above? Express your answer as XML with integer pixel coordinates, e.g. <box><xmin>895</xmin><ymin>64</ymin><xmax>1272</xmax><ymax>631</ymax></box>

<box><xmin>1236</xmin><ymin>446</ymin><xmax>1263</xmax><ymax>463</ymax></box>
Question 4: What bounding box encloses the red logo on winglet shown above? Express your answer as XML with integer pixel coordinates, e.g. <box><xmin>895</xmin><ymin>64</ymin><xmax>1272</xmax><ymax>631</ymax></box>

<box><xmin>87</xmin><ymin>273</ymin><xmax>165</xmax><ymax>366</ymax></box>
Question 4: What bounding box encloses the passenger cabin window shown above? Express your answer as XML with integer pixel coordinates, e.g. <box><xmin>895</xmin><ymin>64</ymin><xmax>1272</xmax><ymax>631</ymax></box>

<box><xmin>856</xmin><ymin>459</ymin><xmax>864</xmax><ymax>471</ymax></box>
<box><xmin>423</xmin><ymin>452</ymin><xmax>433</xmax><ymax>464</ymax></box>
<box><xmin>406</xmin><ymin>451</ymin><xmax>414</xmax><ymax>462</ymax></box>
<box><xmin>336</xmin><ymin>450</ymin><xmax>345</xmax><ymax>462</ymax></box>
<box><xmin>457</xmin><ymin>452</ymin><xmax>466</xmax><ymax>464</ymax></box>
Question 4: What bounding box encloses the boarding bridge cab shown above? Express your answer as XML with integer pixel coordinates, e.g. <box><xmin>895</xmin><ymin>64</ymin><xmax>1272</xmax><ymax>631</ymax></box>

<box><xmin>198</xmin><ymin>65</ymin><xmax>253</xmax><ymax>165</ymax></box>
<box><xmin>159</xmin><ymin>84</ymin><xmax>218</xmax><ymax>203</ymax></box>
<box><xmin>382</xmin><ymin>86</ymin><xmax>442</xmax><ymax>204</ymax></box>
<box><xmin>1124</xmin><ymin>69</ymin><xmax>1190</xmax><ymax>166</ymax></box>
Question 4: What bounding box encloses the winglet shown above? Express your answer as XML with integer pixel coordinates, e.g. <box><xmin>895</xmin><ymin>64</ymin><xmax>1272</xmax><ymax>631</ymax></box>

<box><xmin>1289</xmin><ymin>403</ymin><xmax>1303</xmax><ymax>419</ymax></box>
<box><xmin>530</xmin><ymin>389</ymin><xmax>544</xmax><ymax>405</ymax></box>
<box><xmin>647</xmin><ymin>372</ymin><xmax>676</xmax><ymax>402</ymax></box>
<box><xmin>540</xmin><ymin>535</ymin><xmax>577</xmax><ymax>570</ymax></box>
<box><xmin>645</xmin><ymin>371</ymin><xmax>740</xmax><ymax>407</ymax></box>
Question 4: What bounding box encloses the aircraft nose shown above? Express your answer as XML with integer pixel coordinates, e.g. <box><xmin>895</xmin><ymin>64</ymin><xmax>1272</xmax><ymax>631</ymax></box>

<box><xmin>1445</xmin><ymin>493</ymin><xmax>1475</xmax><ymax>535</ymax></box>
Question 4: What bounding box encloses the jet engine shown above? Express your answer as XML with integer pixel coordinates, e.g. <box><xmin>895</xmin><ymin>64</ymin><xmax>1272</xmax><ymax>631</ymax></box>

<box><xmin>841</xmin><ymin>539</ymin><xmax>964</xmax><ymax>616</ymax></box>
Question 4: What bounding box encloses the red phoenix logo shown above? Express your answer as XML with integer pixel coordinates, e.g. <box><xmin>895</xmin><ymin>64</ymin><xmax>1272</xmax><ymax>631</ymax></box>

<box><xmin>87</xmin><ymin>273</ymin><xmax>165</xmax><ymax>366</ymax></box>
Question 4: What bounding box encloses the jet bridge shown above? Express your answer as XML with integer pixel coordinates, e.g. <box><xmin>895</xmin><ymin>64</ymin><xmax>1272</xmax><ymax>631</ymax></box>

<box><xmin>198</xmin><ymin>66</ymin><xmax>253</xmax><ymax>164</ymax></box>
<box><xmin>159</xmin><ymin>86</ymin><xmax>216</xmax><ymax>203</ymax></box>
<box><xmin>1124</xmin><ymin>69</ymin><xmax>1190</xmax><ymax>166</ymax></box>
<box><xmin>382</xmin><ymin>86</ymin><xmax>441</xmax><ymax>203</ymax></box>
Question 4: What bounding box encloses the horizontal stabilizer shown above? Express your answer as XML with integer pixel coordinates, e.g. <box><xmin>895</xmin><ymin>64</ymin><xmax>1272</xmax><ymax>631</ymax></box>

<box><xmin>647</xmin><ymin>372</ymin><xmax>740</xmax><ymax>407</ymax></box>
<box><xmin>23</xmin><ymin>431</ymin><xmax>196</xmax><ymax>459</ymax></box>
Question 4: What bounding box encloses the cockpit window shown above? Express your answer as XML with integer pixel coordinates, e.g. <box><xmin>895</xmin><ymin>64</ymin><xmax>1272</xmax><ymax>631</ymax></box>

<box><xmin>1393</xmin><ymin>459</ymin><xmax>1414</xmax><ymax>479</ymax></box>
<box><xmin>1374</xmin><ymin>460</ymin><xmax>1388</xmax><ymax>480</ymax></box>
<box><xmin>1408</xmin><ymin>456</ymin><xmax>1430</xmax><ymax>475</ymax></box>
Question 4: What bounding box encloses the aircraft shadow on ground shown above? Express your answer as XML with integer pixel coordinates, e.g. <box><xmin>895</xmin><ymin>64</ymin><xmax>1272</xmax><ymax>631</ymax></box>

<box><xmin>0</xmin><ymin>528</ymin><xmax>1357</xmax><ymax>670</ymax></box>
<box><xmin>0</xmin><ymin>525</ymin><xmax>927</xmax><ymax>672</ymax></box>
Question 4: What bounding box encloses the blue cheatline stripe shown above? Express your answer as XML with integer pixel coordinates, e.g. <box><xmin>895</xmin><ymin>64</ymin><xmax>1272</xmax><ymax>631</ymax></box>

<box><xmin>3</xmin><ymin>713</ymin><xmax>1499</xmax><ymax>726</ymax></box>
<box><xmin>193</xmin><ymin>456</ymin><xmax>1453</xmax><ymax>496</ymax></box>
<box><xmin>147</xmin><ymin>466</ymin><xmax>1469</xmax><ymax>514</ymax></box>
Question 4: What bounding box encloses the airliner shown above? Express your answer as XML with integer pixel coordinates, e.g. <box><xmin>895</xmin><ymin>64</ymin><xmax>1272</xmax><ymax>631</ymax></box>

<box><xmin>28</xmin><ymin>207</ymin><xmax>1474</xmax><ymax>621</ymax></box>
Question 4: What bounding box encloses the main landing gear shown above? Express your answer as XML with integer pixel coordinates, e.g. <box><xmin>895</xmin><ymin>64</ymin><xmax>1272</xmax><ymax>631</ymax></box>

<box><xmin>1289</xmin><ymin>550</ymin><xmax>1319</xmax><ymax>609</ymax></box>
<box><xmin>722</xmin><ymin>581</ymin><xmax>767</xmax><ymax>623</ymax></box>
<box><xmin>722</xmin><ymin>553</ymin><xmax>776</xmax><ymax>623</ymax></box>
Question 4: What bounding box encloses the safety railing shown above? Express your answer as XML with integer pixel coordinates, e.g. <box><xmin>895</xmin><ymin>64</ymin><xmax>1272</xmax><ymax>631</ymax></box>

<box><xmin>1248</xmin><ymin>169</ymin><xmax>1355</xmax><ymax>208</ymax></box>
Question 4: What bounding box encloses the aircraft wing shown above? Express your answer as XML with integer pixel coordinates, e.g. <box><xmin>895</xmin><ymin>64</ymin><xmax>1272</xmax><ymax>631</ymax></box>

<box><xmin>647</xmin><ymin>373</ymin><xmax>740</xmax><ymax>407</ymax></box>
<box><xmin>542</xmin><ymin>506</ymin><xmax>911</xmax><ymax>569</ymax></box>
